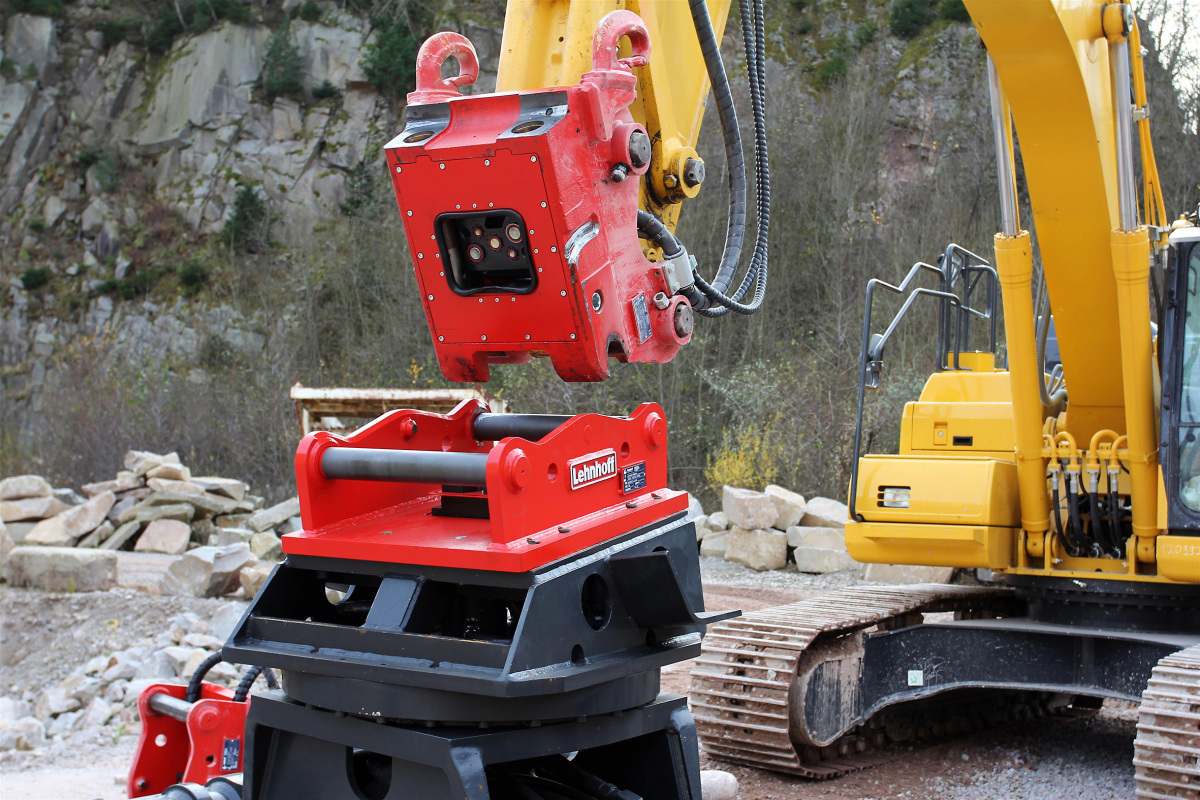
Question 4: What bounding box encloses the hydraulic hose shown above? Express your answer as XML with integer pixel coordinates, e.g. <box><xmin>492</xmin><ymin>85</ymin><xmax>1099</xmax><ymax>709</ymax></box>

<box><xmin>186</xmin><ymin>652</ymin><xmax>224</xmax><ymax>703</ymax></box>
<box><xmin>683</xmin><ymin>0</ymin><xmax>770</xmax><ymax>317</ymax></box>
<box><xmin>233</xmin><ymin>666</ymin><xmax>279</xmax><ymax>702</ymax></box>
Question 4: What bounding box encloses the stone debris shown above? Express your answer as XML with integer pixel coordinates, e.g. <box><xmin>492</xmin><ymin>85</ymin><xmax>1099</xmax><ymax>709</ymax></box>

<box><xmin>248</xmin><ymin>496</ymin><xmax>301</xmax><ymax>532</ymax></box>
<box><xmin>134</xmin><ymin>519</ymin><xmax>192</xmax><ymax>555</ymax></box>
<box><xmin>801</xmin><ymin>496</ymin><xmax>850</xmax><ymax>529</ymax></box>
<box><xmin>0</xmin><ymin>604</ymin><xmax>259</xmax><ymax>752</ymax></box>
<box><xmin>724</xmin><ymin>527</ymin><xmax>788</xmax><ymax>572</ymax></box>
<box><xmin>3</xmin><ymin>546</ymin><xmax>118</xmax><ymax>592</ymax></box>
<box><xmin>0</xmin><ymin>495</ymin><xmax>69</xmax><ymax>522</ymax></box>
<box><xmin>2</xmin><ymin>453</ymin><xmax>296</xmax><ymax>597</ymax></box>
<box><xmin>0</xmin><ymin>474</ymin><xmax>53</xmax><ymax>501</ymax></box>
<box><xmin>721</xmin><ymin>486</ymin><xmax>778</xmax><ymax>530</ymax></box>
<box><xmin>159</xmin><ymin>544</ymin><xmax>257</xmax><ymax>597</ymax></box>
<box><xmin>764</xmin><ymin>484</ymin><xmax>807</xmax><ymax>529</ymax></box>
<box><xmin>239</xmin><ymin>562</ymin><xmax>274</xmax><ymax>598</ymax></box>
<box><xmin>696</xmin><ymin>484</ymin><xmax>864</xmax><ymax>575</ymax></box>
<box><xmin>863</xmin><ymin>563</ymin><xmax>956</xmax><ymax>584</ymax></box>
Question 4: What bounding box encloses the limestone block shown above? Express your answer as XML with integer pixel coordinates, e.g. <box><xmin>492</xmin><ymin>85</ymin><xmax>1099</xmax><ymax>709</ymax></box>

<box><xmin>248</xmin><ymin>497</ymin><xmax>300</xmax><ymax>532</ymax></box>
<box><xmin>863</xmin><ymin>563</ymin><xmax>955</xmax><ymax>584</ymax></box>
<box><xmin>1</xmin><ymin>495</ymin><xmax>68</xmax><ymax>522</ymax></box>
<box><xmin>724</xmin><ymin>528</ymin><xmax>788</xmax><ymax>572</ymax></box>
<box><xmin>158</xmin><ymin>544</ymin><xmax>256</xmax><ymax>597</ymax></box>
<box><xmin>3</xmin><ymin>546</ymin><xmax>118</xmax><ymax>591</ymax></box>
<box><xmin>793</xmin><ymin>547</ymin><xmax>859</xmax><ymax>574</ymax></box>
<box><xmin>134</xmin><ymin>519</ymin><xmax>191</xmax><ymax>555</ymax></box>
<box><xmin>721</xmin><ymin>487</ymin><xmax>777</xmax><ymax>531</ymax></box>
<box><xmin>764</xmin><ymin>484</ymin><xmax>807</xmax><ymax>530</ymax></box>
<box><xmin>0</xmin><ymin>474</ymin><xmax>52</xmax><ymax>501</ymax></box>
<box><xmin>800</xmin><ymin>497</ymin><xmax>849</xmax><ymax>529</ymax></box>
<box><xmin>699</xmin><ymin>531</ymin><xmax>730</xmax><ymax>558</ymax></box>
<box><xmin>786</xmin><ymin>526</ymin><xmax>846</xmax><ymax>551</ymax></box>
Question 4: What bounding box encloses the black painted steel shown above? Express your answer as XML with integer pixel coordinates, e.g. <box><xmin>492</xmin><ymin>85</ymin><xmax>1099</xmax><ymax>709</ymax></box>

<box><xmin>999</xmin><ymin>573</ymin><xmax>1200</xmax><ymax>632</ymax></box>
<box><xmin>224</xmin><ymin>514</ymin><xmax>734</xmax><ymax>723</ymax></box>
<box><xmin>472</xmin><ymin>413</ymin><xmax>573</xmax><ymax>441</ymax></box>
<box><xmin>242</xmin><ymin>691</ymin><xmax>702</xmax><ymax>800</ymax></box>
<box><xmin>320</xmin><ymin>447</ymin><xmax>489</xmax><ymax>485</ymax></box>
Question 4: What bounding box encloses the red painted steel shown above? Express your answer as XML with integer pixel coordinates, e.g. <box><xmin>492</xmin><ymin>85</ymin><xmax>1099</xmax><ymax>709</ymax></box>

<box><xmin>128</xmin><ymin>683</ymin><xmax>249</xmax><ymax>797</ymax></box>
<box><xmin>284</xmin><ymin>400</ymin><xmax>688</xmax><ymax>572</ymax></box>
<box><xmin>385</xmin><ymin>13</ymin><xmax>692</xmax><ymax>383</ymax></box>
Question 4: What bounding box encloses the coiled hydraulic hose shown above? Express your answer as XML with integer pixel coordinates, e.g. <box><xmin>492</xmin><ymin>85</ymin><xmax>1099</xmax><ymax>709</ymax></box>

<box><xmin>680</xmin><ymin>0</ymin><xmax>770</xmax><ymax>317</ymax></box>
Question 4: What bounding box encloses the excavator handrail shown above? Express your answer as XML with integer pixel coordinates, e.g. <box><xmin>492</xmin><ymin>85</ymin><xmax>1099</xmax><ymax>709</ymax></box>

<box><xmin>848</xmin><ymin>245</ymin><xmax>997</xmax><ymax>521</ymax></box>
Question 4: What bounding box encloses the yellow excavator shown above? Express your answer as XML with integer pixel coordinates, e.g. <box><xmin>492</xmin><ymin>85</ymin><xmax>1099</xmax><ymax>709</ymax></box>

<box><xmin>690</xmin><ymin>0</ymin><xmax>1200</xmax><ymax>794</ymax></box>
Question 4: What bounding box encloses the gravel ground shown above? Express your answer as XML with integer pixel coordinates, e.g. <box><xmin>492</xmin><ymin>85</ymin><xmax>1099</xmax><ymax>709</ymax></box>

<box><xmin>0</xmin><ymin>561</ymin><xmax>1142</xmax><ymax>799</ymax></box>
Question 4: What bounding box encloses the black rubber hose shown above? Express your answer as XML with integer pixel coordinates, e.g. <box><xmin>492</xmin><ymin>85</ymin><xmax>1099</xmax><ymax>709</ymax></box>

<box><xmin>1066</xmin><ymin>486</ymin><xmax>1089</xmax><ymax>557</ymax></box>
<box><xmin>1087</xmin><ymin>489</ymin><xmax>1107</xmax><ymax>554</ymax></box>
<box><xmin>687</xmin><ymin>0</ymin><xmax>746</xmax><ymax>299</ymax></box>
<box><xmin>1051</xmin><ymin>478</ymin><xmax>1069</xmax><ymax>556</ymax></box>
<box><xmin>1107</xmin><ymin>483</ymin><xmax>1124</xmax><ymax>555</ymax></box>
<box><xmin>233</xmin><ymin>666</ymin><xmax>279</xmax><ymax>702</ymax></box>
<box><xmin>186</xmin><ymin>652</ymin><xmax>224</xmax><ymax>703</ymax></box>
<box><xmin>689</xmin><ymin>0</ymin><xmax>771</xmax><ymax>317</ymax></box>
<box><xmin>636</xmin><ymin>210</ymin><xmax>683</xmax><ymax>257</ymax></box>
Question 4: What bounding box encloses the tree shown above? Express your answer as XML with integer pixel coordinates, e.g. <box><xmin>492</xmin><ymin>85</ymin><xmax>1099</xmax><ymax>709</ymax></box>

<box><xmin>262</xmin><ymin>21</ymin><xmax>304</xmax><ymax>100</ymax></box>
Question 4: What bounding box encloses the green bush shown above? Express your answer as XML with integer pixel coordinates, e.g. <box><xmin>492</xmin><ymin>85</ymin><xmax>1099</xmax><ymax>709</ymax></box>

<box><xmin>222</xmin><ymin>185</ymin><xmax>269</xmax><ymax>251</ymax></box>
<box><xmin>817</xmin><ymin>33</ymin><xmax>851</xmax><ymax>87</ymax></box>
<box><xmin>97</xmin><ymin>17</ymin><xmax>141</xmax><ymax>49</ymax></box>
<box><xmin>0</xmin><ymin>60</ymin><xmax>16</xmax><ymax>79</ymax></box>
<box><xmin>77</xmin><ymin>148</ymin><xmax>121</xmax><ymax>192</ymax></box>
<box><xmin>12</xmin><ymin>0</ymin><xmax>64</xmax><ymax>17</ymax></box>
<box><xmin>299</xmin><ymin>0</ymin><xmax>321</xmax><ymax>22</ymax></box>
<box><xmin>940</xmin><ymin>0</ymin><xmax>971</xmax><ymax>22</ymax></box>
<box><xmin>890</xmin><ymin>0</ymin><xmax>936</xmax><ymax>38</ymax></box>
<box><xmin>178</xmin><ymin>262</ymin><xmax>209</xmax><ymax>295</ymax></box>
<box><xmin>339</xmin><ymin>158</ymin><xmax>382</xmax><ymax>218</ymax></box>
<box><xmin>854</xmin><ymin>20</ymin><xmax>879</xmax><ymax>48</ymax></box>
<box><xmin>111</xmin><ymin>270</ymin><xmax>156</xmax><ymax>300</ymax></box>
<box><xmin>23</xmin><ymin>64</ymin><xmax>40</xmax><ymax>81</ymax></box>
<box><xmin>361</xmin><ymin>18</ymin><xmax>420</xmax><ymax>98</ymax></box>
<box><xmin>312</xmin><ymin>79</ymin><xmax>341</xmax><ymax>100</ymax></box>
<box><xmin>795</xmin><ymin>18</ymin><xmax>814</xmax><ymax>36</ymax></box>
<box><xmin>146</xmin><ymin>0</ymin><xmax>250</xmax><ymax>55</ymax></box>
<box><xmin>20</xmin><ymin>267</ymin><xmax>52</xmax><ymax>290</ymax></box>
<box><xmin>262</xmin><ymin>22</ymin><xmax>304</xmax><ymax>100</ymax></box>
<box><xmin>28</xmin><ymin>218</ymin><xmax>46</xmax><ymax>233</ymax></box>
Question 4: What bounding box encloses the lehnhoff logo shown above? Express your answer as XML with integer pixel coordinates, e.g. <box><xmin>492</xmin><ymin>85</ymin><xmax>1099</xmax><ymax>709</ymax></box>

<box><xmin>569</xmin><ymin>450</ymin><xmax>618</xmax><ymax>490</ymax></box>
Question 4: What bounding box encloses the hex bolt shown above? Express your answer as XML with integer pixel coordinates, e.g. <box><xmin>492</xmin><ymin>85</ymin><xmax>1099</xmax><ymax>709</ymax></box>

<box><xmin>652</xmin><ymin>291</ymin><xmax>669</xmax><ymax>310</ymax></box>
<box><xmin>683</xmin><ymin>158</ymin><xmax>706</xmax><ymax>187</ymax></box>
<box><xmin>628</xmin><ymin>130</ymin><xmax>652</xmax><ymax>168</ymax></box>
<box><xmin>664</xmin><ymin>174</ymin><xmax>678</xmax><ymax>189</ymax></box>
<box><xmin>610</xmin><ymin>163</ymin><xmax>630</xmax><ymax>182</ymax></box>
<box><xmin>673</xmin><ymin>302</ymin><xmax>694</xmax><ymax>337</ymax></box>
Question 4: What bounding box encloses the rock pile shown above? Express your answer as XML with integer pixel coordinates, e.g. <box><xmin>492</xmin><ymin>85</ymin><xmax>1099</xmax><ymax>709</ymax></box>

<box><xmin>1</xmin><ymin>452</ymin><xmax>300</xmax><ymax>597</ymax></box>
<box><xmin>694</xmin><ymin>485</ymin><xmax>859</xmax><ymax>574</ymax></box>
<box><xmin>0</xmin><ymin>605</ymin><xmax>249</xmax><ymax>753</ymax></box>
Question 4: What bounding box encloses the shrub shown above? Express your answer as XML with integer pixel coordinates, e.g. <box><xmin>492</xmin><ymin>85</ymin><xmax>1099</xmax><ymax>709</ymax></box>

<box><xmin>76</xmin><ymin>147</ymin><xmax>103</xmax><ymax>168</ymax></box>
<box><xmin>361</xmin><ymin>18</ymin><xmax>420</xmax><ymax>98</ymax></box>
<box><xmin>97</xmin><ymin>17</ymin><xmax>141</xmax><ymax>49</ymax></box>
<box><xmin>940</xmin><ymin>0</ymin><xmax>971</xmax><ymax>22</ymax></box>
<box><xmin>116</xmin><ymin>270</ymin><xmax>156</xmax><ymax>300</ymax></box>
<box><xmin>146</xmin><ymin>0</ymin><xmax>250</xmax><ymax>55</ymax></box>
<box><xmin>817</xmin><ymin>33</ymin><xmax>851</xmax><ymax>87</ymax></box>
<box><xmin>299</xmin><ymin>0</ymin><xmax>321</xmax><ymax>22</ymax></box>
<box><xmin>312</xmin><ymin>79</ymin><xmax>341</xmax><ymax>100</ymax></box>
<box><xmin>222</xmin><ymin>185</ymin><xmax>269</xmax><ymax>251</ymax></box>
<box><xmin>28</xmin><ymin>218</ymin><xmax>46</xmax><ymax>233</ymax></box>
<box><xmin>339</xmin><ymin>158</ymin><xmax>382</xmax><ymax>217</ymax></box>
<box><xmin>890</xmin><ymin>0</ymin><xmax>936</xmax><ymax>38</ymax></box>
<box><xmin>0</xmin><ymin>60</ymin><xmax>16</xmax><ymax>79</ymax></box>
<box><xmin>262</xmin><ymin>22</ymin><xmax>304</xmax><ymax>100</ymax></box>
<box><xmin>795</xmin><ymin>18</ymin><xmax>814</xmax><ymax>36</ymax></box>
<box><xmin>20</xmin><ymin>267</ymin><xmax>52</xmax><ymax>290</ymax></box>
<box><xmin>23</xmin><ymin>64</ymin><xmax>40</xmax><ymax>81</ymax></box>
<box><xmin>854</xmin><ymin>19</ymin><xmax>879</xmax><ymax>48</ymax></box>
<box><xmin>77</xmin><ymin>148</ymin><xmax>121</xmax><ymax>192</ymax></box>
<box><xmin>12</xmin><ymin>0</ymin><xmax>64</xmax><ymax>17</ymax></box>
<box><xmin>178</xmin><ymin>262</ymin><xmax>209</xmax><ymax>295</ymax></box>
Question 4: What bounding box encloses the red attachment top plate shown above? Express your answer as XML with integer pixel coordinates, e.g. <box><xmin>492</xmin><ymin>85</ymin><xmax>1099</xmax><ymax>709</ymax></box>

<box><xmin>285</xmin><ymin>401</ymin><xmax>687</xmax><ymax>572</ymax></box>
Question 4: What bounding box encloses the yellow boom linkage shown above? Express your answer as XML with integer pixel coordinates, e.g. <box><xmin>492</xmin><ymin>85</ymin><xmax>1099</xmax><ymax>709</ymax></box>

<box><xmin>496</xmin><ymin>0</ymin><xmax>732</xmax><ymax>233</ymax></box>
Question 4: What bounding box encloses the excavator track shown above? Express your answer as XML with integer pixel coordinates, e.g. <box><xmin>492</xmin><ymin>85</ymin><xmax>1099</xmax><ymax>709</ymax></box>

<box><xmin>688</xmin><ymin>584</ymin><xmax>1034</xmax><ymax>778</ymax></box>
<box><xmin>1135</xmin><ymin>643</ymin><xmax>1200</xmax><ymax>799</ymax></box>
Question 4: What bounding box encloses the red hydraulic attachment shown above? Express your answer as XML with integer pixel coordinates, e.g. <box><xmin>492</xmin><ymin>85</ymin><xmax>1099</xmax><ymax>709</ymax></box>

<box><xmin>283</xmin><ymin>400</ymin><xmax>687</xmax><ymax>572</ymax></box>
<box><xmin>385</xmin><ymin>11</ymin><xmax>694</xmax><ymax>383</ymax></box>
<box><xmin>127</xmin><ymin>683</ymin><xmax>249</xmax><ymax>797</ymax></box>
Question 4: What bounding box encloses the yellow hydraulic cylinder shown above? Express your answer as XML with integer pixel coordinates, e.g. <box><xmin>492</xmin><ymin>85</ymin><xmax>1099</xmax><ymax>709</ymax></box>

<box><xmin>1111</xmin><ymin>227</ymin><xmax>1159</xmax><ymax>561</ymax></box>
<box><xmin>993</xmin><ymin>232</ymin><xmax>1051</xmax><ymax>547</ymax></box>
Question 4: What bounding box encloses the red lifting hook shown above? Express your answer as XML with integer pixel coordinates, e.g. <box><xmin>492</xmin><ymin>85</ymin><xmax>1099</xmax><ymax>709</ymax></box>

<box><xmin>591</xmin><ymin>9</ymin><xmax>651</xmax><ymax>73</ymax></box>
<box><xmin>407</xmin><ymin>31</ymin><xmax>480</xmax><ymax>105</ymax></box>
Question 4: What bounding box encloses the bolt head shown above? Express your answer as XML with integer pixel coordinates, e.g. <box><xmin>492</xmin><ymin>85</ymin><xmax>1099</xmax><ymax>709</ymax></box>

<box><xmin>628</xmin><ymin>130</ymin><xmax>652</xmax><ymax>168</ymax></box>
<box><xmin>683</xmin><ymin>157</ymin><xmax>706</xmax><ymax>187</ymax></box>
<box><xmin>673</xmin><ymin>302</ymin><xmax>694</xmax><ymax>337</ymax></box>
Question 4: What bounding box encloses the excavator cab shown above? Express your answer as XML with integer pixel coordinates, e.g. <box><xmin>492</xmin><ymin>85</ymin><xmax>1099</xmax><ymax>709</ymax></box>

<box><xmin>1158</xmin><ymin>221</ymin><xmax>1200</xmax><ymax>527</ymax></box>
